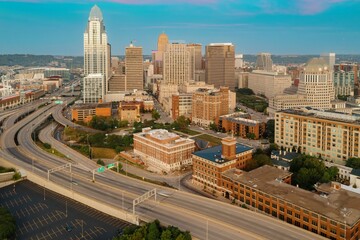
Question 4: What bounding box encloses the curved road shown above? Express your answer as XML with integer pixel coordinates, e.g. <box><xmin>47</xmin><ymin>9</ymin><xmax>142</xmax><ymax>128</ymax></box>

<box><xmin>0</xmin><ymin>105</ymin><xmax>325</xmax><ymax>240</ymax></box>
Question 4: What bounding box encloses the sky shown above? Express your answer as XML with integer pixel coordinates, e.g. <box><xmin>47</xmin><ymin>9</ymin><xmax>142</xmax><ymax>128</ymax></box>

<box><xmin>0</xmin><ymin>0</ymin><xmax>360</xmax><ymax>55</ymax></box>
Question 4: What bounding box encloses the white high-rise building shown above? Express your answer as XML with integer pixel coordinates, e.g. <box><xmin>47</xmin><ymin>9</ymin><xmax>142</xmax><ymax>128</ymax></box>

<box><xmin>83</xmin><ymin>5</ymin><xmax>108</xmax><ymax>103</ymax></box>
<box><xmin>163</xmin><ymin>43</ymin><xmax>194</xmax><ymax>85</ymax></box>
<box><xmin>83</xmin><ymin>74</ymin><xmax>104</xmax><ymax>103</ymax></box>
<box><xmin>321</xmin><ymin>53</ymin><xmax>336</xmax><ymax>70</ymax></box>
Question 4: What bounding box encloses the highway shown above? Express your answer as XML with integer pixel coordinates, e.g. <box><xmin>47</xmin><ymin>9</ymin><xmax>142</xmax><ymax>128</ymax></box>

<box><xmin>0</xmin><ymin>104</ymin><xmax>325</xmax><ymax>240</ymax></box>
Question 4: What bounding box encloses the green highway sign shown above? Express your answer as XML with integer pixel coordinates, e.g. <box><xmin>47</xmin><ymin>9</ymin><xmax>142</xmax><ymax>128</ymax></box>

<box><xmin>97</xmin><ymin>166</ymin><xmax>105</xmax><ymax>173</ymax></box>
<box><xmin>107</xmin><ymin>163</ymin><xmax>115</xmax><ymax>169</ymax></box>
<box><xmin>55</xmin><ymin>100</ymin><xmax>63</xmax><ymax>104</ymax></box>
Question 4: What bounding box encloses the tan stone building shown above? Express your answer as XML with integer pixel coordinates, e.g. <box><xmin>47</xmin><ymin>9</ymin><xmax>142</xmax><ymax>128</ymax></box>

<box><xmin>71</xmin><ymin>102</ymin><xmax>112</xmax><ymax>122</ymax></box>
<box><xmin>248</xmin><ymin>70</ymin><xmax>292</xmax><ymax>99</ymax></box>
<box><xmin>187</xmin><ymin>43</ymin><xmax>202</xmax><ymax>71</ymax></box>
<box><xmin>191</xmin><ymin>87</ymin><xmax>230</xmax><ymax>126</ymax></box>
<box><xmin>163</xmin><ymin>43</ymin><xmax>194</xmax><ymax>85</ymax></box>
<box><xmin>134</xmin><ymin>128</ymin><xmax>195</xmax><ymax>172</ymax></box>
<box><xmin>192</xmin><ymin>136</ymin><xmax>253</xmax><ymax>195</ymax></box>
<box><xmin>275</xmin><ymin>108</ymin><xmax>360</xmax><ymax>164</ymax></box>
<box><xmin>119</xmin><ymin>105</ymin><xmax>140</xmax><ymax>123</ymax></box>
<box><xmin>125</xmin><ymin>44</ymin><xmax>143</xmax><ymax>91</ymax></box>
<box><xmin>268</xmin><ymin>58</ymin><xmax>335</xmax><ymax>116</ymax></box>
<box><xmin>205</xmin><ymin>43</ymin><xmax>235</xmax><ymax>89</ymax></box>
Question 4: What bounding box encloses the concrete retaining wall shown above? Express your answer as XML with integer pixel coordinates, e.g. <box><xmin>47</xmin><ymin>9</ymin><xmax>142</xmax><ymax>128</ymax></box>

<box><xmin>0</xmin><ymin>171</ymin><xmax>14</xmax><ymax>182</ymax></box>
<box><xmin>26</xmin><ymin>171</ymin><xmax>139</xmax><ymax>225</ymax></box>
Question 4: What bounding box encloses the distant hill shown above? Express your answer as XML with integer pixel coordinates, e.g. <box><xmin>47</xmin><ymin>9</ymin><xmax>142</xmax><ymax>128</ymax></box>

<box><xmin>1</xmin><ymin>54</ymin><xmax>359</xmax><ymax>68</ymax></box>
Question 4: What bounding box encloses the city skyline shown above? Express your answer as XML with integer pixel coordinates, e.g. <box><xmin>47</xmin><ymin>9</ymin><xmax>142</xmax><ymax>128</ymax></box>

<box><xmin>1</xmin><ymin>0</ymin><xmax>360</xmax><ymax>55</ymax></box>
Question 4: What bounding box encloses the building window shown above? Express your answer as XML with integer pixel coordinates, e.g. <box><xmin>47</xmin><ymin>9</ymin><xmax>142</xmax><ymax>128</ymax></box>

<box><xmin>303</xmin><ymin>217</ymin><xmax>309</xmax><ymax>223</ymax></box>
<box><xmin>321</xmin><ymin>224</ymin><xmax>327</xmax><ymax>230</ymax></box>
<box><xmin>287</xmin><ymin>210</ymin><xmax>292</xmax><ymax>215</ymax></box>
<box><xmin>279</xmin><ymin>206</ymin><xmax>284</xmax><ymax>212</ymax></box>
<box><xmin>295</xmin><ymin>213</ymin><xmax>300</xmax><ymax>219</ymax></box>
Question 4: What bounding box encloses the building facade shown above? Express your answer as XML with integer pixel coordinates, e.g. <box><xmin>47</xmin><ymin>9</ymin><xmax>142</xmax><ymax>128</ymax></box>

<box><xmin>83</xmin><ymin>74</ymin><xmax>104</xmax><ymax>103</ymax></box>
<box><xmin>192</xmin><ymin>137</ymin><xmax>253</xmax><ymax>195</ymax></box>
<box><xmin>248</xmin><ymin>71</ymin><xmax>292</xmax><ymax>99</ymax></box>
<box><xmin>83</xmin><ymin>5</ymin><xmax>108</xmax><ymax>101</ymax></box>
<box><xmin>125</xmin><ymin>44</ymin><xmax>143</xmax><ymax>91</ymax></box>
<box><xmin>256</xmin><ymin>53</ymin><xmax>273</xmax><ymax>71</ymax></box>
<box><xmin>205</xmin><ymin>43</ymin><xmax>235</xmax><ymax>89</ymax></box>
<box><xmin>163</xmin><ymin>43</ymin><xmax>194</xmax><ymax>85</ymax></box>
<box><xmin>222</xmin><ymin>165</ymin><xmax>360</xmax><ymax>240</ymax></box>
<box><xmin>191</xmin><ymin>87</ymin><xmax>230</xmax><ymax>126</ymax></box>
<box><xmin>217</xmin><ymin>112</ymin><xmax>266</xmax><ymax>140</ymax></box>
<box><xmin>275</xmin><ymin>108</ymin><xmax>360</xmax><ymax>164</ymax></box>
<box><xmin>134</xmin><ymin>128</ymin><xmax>195</xmax><ymax>172</ymax></box>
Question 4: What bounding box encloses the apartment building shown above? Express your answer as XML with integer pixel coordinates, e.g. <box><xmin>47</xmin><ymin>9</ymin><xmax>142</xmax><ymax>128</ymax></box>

<box><xmin>191</xmin><ymin>87</ymin><xmax>231</xmax><ymax>126</ymax></box>
<box><xmin>171</xmin><ymin>93</ymin><xmax>192</xmax><ymax>120</ymax></box>
<box><xmin>222</xmin><ymin>165</ymin><xmax>360</xmax><ymax>240</ymax></box>
<box><xmin>192</xmin><ymin>136</ymin><xmax>253</xmax><ymax>195</ymax></box>
<box><xmin>275</xmin><ymin>108</ymin><xmax>360</xmax><ymax>164</ymax></box>
<box><xmin>217</xmin><ymin>112</ymin><xmax>266</xmax><ymax>140</ymax></box>
<box><xmin>134</xmin><ymin>128</ymin><xmax>195</xmax><ymax>172</ymax></box>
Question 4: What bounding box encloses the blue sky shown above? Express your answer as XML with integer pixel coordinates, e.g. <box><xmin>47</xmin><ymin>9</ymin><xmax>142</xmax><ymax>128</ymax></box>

<box><xmin>0</xmin><ymin>0</ymin><xmax>360</xmax><ymax>55</ymax></box>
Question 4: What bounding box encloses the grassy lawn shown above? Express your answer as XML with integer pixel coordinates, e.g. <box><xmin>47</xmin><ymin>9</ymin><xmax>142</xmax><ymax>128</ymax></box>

<box><xmin>236</xmin><ymin>93</ymin><xmax>268</xmax><ymax>112</ymax></box>
<box><xmin>192</xmin><ymin>134</ymin><xmax>222</xmax><ymax>147</ymax></box>
<box><xmin>63</xmin><ymin>127</ymin><xmax>88</xmax><ymax>142</ymax></box>
<box><xmin>91</xmin><ymin>147</ymin><xmax>117</xmax><ymax>159</ymax></box>
<box><xmin>175</xmin><ymin>128</ymin><xmax>200</xmax><ymax>136</ymax></box>
<box><xmin>36</xmin><ymin>141</ymin><xmax>68</xmax><ymax>159</ymax></box>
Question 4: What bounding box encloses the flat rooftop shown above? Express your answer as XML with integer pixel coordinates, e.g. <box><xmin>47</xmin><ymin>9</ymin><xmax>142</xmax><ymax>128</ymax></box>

<box><xmin>193</xmin><ymin>143</ymin><xmax>253</xmax><ymax>164</ymax></box>
<box><xmin>281</xmin><ymin>108</ymin><xmax>360</xmax><ymax>124</ymax></box>
<box><xmin>223</xmin><ymin>165</ymin><xmax>360</xmax><ymax>226</ymax></box>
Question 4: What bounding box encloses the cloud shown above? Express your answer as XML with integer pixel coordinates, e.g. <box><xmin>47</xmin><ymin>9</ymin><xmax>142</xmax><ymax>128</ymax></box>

<box><xmin>295</xmin><ymin>0</ymin><xmax>349</xmax><ymax>14</ymax></box>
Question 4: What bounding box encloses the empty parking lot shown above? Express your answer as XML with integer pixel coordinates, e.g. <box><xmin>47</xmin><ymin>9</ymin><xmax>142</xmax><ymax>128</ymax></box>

<box><xmin>0</xmin><ymin>180</ymin><xmax>132</xmax><ymax>239</ymax></box>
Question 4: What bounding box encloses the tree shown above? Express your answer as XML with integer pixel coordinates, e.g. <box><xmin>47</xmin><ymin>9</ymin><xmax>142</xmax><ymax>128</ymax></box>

<box><xmin>346</xmin><ymin>157</ymin><xmax>360</xmax><ymax>169</ymax></box>
<box><xmin>265</xmin><ymin>119</ymin><xmax>275</xmax><ymax>143</ymax></box>
<box><xmin>147</xmin><ymin>221</ymin><xmax>160</xmax><ymax>240</ymax></box>
<box><xmin>246</xmin><ymin>133</ymin><xmax>256</xmax><ymax>139</ymax></box>
<box><xmin>160</xmin><ymin>229</ymin><xmax>172</xmax><ymax>240</ymax></box>
<box><xmin>97</xmin><ymin>159</ymin><xmax>105</xmax><ymax>166</ymax></box>
<box><xmin>0</xmin><ymin>207</ymin><xmax>16</xmax><ymax>239</ymax></box>
<box><xmin>152</xmin><ymin>110</ymin><xmax>160</xmax><ymax>120</ymax></box>
<box><xmin>43</xmin><ymin>143</ymin><xmax>51</xmax><ymax>149</ymax></box>
<box><xmin>245</xmin><ymin>153</ymin><xmax>272</xmax><ymax>171</ymax></box>
<box><xmin>209</xmin><ymin>122</ymin><xmax>218</xmax><ymax>132</ymax></box>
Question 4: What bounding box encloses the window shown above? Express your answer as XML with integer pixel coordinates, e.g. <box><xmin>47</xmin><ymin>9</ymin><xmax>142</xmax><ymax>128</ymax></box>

<box><xmin>265</xmin><ymin>201</ymin><xmax>270</xmax><ymax>206</ymax></box>
<box><xmin>279</xmin><ymin>206</ymin><xmax>284</xmax><ymax>212</ymax></box>
<box><xmin>295</xmin><ymin>213</ymin><xmax>300</xmax><ymax>219</ymax></box>
<box><xmin>287</xmin><ymin>210</ymin><xmax>292</xmax><ymax>215</ymax></box>
<box><xmin>272</xmin><ymin>203</ymin><xmax>277</xmax><ymax>209</ymax></box>
<box><xmin>312</xmin><ymin>220</ymin><xmax>318</xmax><ymax>226</ymax></box>
<box><xmin>303</xmin><ymin>217</ymin><xmax>309</xmax><ymax>223</ymax></box>
<box><xmin>321</xmin><ymin>224</ymin><xmax>327</xmax><ymax>230</ymax></box>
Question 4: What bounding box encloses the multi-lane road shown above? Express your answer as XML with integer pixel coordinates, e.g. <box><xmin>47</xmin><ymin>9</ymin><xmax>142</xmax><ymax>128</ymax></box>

<box><xmin>0</xmin><ymin>99</ymin><xmax>324</xmax><ymax>240</ymax></box>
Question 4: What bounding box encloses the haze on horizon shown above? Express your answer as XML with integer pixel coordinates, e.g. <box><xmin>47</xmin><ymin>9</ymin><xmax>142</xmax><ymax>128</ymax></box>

<box><xmin>0</xmin><ymin>0</ymin><xmax>359</xmax><ymax>56</ymax></box>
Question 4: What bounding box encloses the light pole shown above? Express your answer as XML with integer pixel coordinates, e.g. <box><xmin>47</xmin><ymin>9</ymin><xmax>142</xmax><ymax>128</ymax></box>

<box><xmin>65</xmin><ymin>201</ymin><xmax>68</xmax><ymax>217</ymax></box>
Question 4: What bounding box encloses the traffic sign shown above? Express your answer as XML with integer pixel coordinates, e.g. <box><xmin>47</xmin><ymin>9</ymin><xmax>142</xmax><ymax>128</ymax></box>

<box><xmin>55</xmin><ymin>100</ymin><xmax>63</xmax><ymax>104</ymax></box>
<box><xmin>107</xmin><ymin>163</ymin><xmax>115</xmax><ymax>169</ymax></box>
<box><xmin>97</xmin><ymin>166</ymin><xmax>105</xmax><ymax>173</ymax></box>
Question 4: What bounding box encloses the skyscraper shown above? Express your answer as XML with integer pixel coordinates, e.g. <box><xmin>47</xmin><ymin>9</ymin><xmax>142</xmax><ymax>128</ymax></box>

<box><xmin>187</xmin><ymin>43</ymin><xmax>202</xmax><ymax>70</ymax></box>
<box><xmin>205</xmin><ymin>43</ymin><xmax>235</xmax><ymax>89</ymax></box>
<box><xmin>256</xmin><ymin>53</ymin><xmax>273</xmax><ymax>71</ymax></box>
<box><xmin>152</xmin><ymin>32</ymin><xmax>169</xmax><ymax>74</ymax></box>
<box><xmin>321</xmin><ymin>53</ymin><xmax>336</xmax><ymax>70</ymax></box>
<box><xmin>163</xmin><ymin>43</ymin><xmax>194</xmax><ymax>85</ymax></box>
<box><xmin>125</xmin><ymin>43</ymin><xmax>143</xmax><ymax>91</ymax></box>
<box><xmin>83</xmin><ymin>5</ymin><xmax>108</xmax><ymax>103</ymax></box>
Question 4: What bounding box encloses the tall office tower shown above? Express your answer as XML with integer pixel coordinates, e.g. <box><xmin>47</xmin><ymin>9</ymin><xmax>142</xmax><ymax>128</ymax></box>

<box><xmin>163</xmin><ymin>43</ymin><xmax>194</xmax><ymax>85</ymax></box>
<box><xmin>321</xmin><ymin>53</ymin><xmax>336</xmax><ymax>70</ymax></box>
<box><xmin>107</xmin><ymin>43</ymin><xmax>112</xmax><ymax>80</ymax></box>
<box><xmin>125</xmin><ymin>43</ymin><xmax>143</xmax><ymax>91</ymax></box>
<box><xmin>187</xmin><ymin>43</ymin><xmax>202</xmax><ymax>70</ymax></box>
<box><xmin>205</xmin><ymin>43</ymin><xmax>235</xmax><ymax>89</ymax></box>
<box><xmin>152</xmin><ymin>33</ymin><xmax>169</xmax><ymax>74</ymax></box>
<box><xmin>83</xmin><ymin>5</ymin><xmax>108</xmax><ymax>102</ymax></box>
<box><xmin>256</xmin><ymin>53</ymin><xmax>273</xmax><ymax>71</ymax></box>
<box><xmin>298</xmin><ymin>58</ymin><xmax>335</xmax><ymax>108</ymax></box>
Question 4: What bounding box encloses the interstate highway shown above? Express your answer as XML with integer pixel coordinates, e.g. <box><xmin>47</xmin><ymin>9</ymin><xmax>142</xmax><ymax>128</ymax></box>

<box><xmin>0</xmin><ymin>104</ymin><xmax>325</xmax><ymax>240</ymax></box>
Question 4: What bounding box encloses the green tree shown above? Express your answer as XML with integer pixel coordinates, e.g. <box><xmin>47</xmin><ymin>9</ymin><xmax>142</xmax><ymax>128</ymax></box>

<box><xmin>265</xmin><ymin>119</ymin><xmax>275</xmax><ymax>143</ymax></box>
<box><xmin>152</xmin><ymin>110</ymin><xmax>160</xmax><ymax>120</ymax></box>
<box><xmin>97</xmin><ymin>159</ymin><xmax>105</xmax><ymax>166</ymax></box>
<box><xmin>346</xmin><ymin>157</ymin><xmax>360</xmax><ymax>169</ymax></box>
<box><xmin>43</xmin><ymin>143</ymin><xmax>51</xmax><ymax>149</ymax></box>
<box><xmin>160</xmin><ymin>229</ymin><xmax>172</xmax><ymax>240</ymax></box>
<box><xmin>12</xmin><ymin>172</ymin><xmax>21</xmax><ymax>180</ymax></box>
<box><xmin>147</xmin><ymin>221</ymin><xmax>160</xmax><ymax>240</ymax></box>
<box><xmin>246</xmin><ymin>133</ymin><xmax>256</xmax><ymax>139</ymax></box>
<box><xmin>0</xmin><ymin>207</ymin><xmax>16</xmax><ymax>239</ymax></box>
<box><xmin>209</xmin><ymin>122</ymin><xmax>218</xmax><ymax>132</ymax></box>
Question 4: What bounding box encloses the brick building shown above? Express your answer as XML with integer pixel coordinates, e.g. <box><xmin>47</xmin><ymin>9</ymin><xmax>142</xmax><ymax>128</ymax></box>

<box><xmin>217</xmin><ymin>112</ymin><xmax>266</xmax><ymax>140</ymax></box>
<box><xmin>191</xmin><ymin>87</ymin><xmax>230</xmax><ymax>126</ymax></box>
<box><xmin>71</xmin><ymin>103</ymin><xmax>112</xmax><ymax>122</ymax></box>
<box><xmin>192</xmin><ymin>137</ymin><xmax>253</xmax><ymax>195</ymax></box>
<box><xmin>221</xmin><ymin>165</ymin><xmax>360</xmax><ymax>240</ymax></box>
<box><xmin>134</xmin><ymin>128</ymin><xmax>195</xmax><ymax>172</ymax></box>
